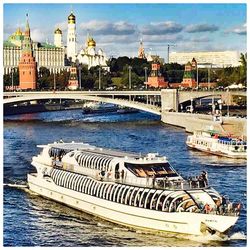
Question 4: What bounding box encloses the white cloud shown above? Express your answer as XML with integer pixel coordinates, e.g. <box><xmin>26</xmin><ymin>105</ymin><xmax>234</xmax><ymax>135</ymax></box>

<box><xmin>54</xmin><ymin>21</ymin><xmax>68</xmax><ymax>32</ymax></box>
<box><xmin>79</xmin><ymin>20</ymin><xmax>137</xmax><ymax>35</ymax></box>
<box><xmin>230</xmin><ymin>23</ymin><xmax>246</xmax><ymax>35</ymax></box>
<box><xmin>185</xmin><ymin>24</ymin><xmax>219</xmax><ymax>33</ymax></box>
<box><xmin>141</xmin><ymin>21</ymin><xmax>183</xmax><ymax>35</ymax></box>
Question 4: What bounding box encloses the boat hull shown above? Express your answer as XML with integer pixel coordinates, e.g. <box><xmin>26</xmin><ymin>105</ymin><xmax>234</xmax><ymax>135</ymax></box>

<box><xmin>186</xmin><ymin>143</ymin><xmax>247</xmax><ymax>159</ymax></box>
<box><xmin>27</xmin><ymin>173</ymin><xmax>238</xmax><ymax>237</ymax></box>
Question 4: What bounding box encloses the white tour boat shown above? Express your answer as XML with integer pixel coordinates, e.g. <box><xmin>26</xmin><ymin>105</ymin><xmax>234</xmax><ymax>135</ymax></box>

<box><xmin>28</xmin><ymin>141</ymin><xmax>241</xmax><ymax>237</ymax></box>
<box><xmin>186</xmin><ymin>130</ymin><xmax>247</xmax><ymax>159</ymax></box>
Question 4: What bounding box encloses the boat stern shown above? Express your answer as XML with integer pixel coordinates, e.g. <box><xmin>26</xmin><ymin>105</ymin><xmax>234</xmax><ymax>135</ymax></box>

<box><xmin>200</xmin><ymin>214</ymin><xmax>239</xmax><ymax>237</ymax></box>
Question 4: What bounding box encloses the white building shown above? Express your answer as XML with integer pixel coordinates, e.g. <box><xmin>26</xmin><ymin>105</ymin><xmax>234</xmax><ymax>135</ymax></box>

<box><xmin>54</xmin><ymin>28</ymin><xmax>63</xmax><ymax>48</ymax></box>
<box><xmin>3</xmin><ymin>28</ymin><xmax>66</xmax><ymax>75</ymax></box>
<box><xmin>76</xmin><ymin>34</ymin><xmax>108</xmax><ymax>70</ymax></box>
<box><xmin>169</xmin><ymin>51</ymin><xmax>241</xmax><ymax>68</ymax></box>
<box><xmin>67</xmin><ymin>11</ymin><xmax>77</xmax><ymax>62</ymax></box>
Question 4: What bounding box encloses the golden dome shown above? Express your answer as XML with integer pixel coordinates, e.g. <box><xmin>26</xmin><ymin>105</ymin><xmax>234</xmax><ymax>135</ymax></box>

<box><xmin>68</xmin><ymin>12</ymin><xmax>75</xmax><ymax>23</ymax></box>
<box><xmin>15</xmin><ymin>27</ymin><xmax>23</xmax><ymax>36</ymax></box>
<box><xmin>88</xmin><ymin>37</ymin><xmax>96</xmax><ymax>47</ymax></box>
<box><xmin>54</xmin><ymin>28</ymin><xmax>62</xmax><ymax>34</ymax></box>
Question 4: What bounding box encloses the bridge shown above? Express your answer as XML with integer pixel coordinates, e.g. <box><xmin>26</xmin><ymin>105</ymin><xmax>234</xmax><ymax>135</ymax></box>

<box><xmin>3</xmin><ymin>89</ymin><xmax>246</xmax><ymax>115</ymax></box>
<box><xmin>3</xmin><ymin>91</ymin><xmax>162</xmax><ymax>115</ymax></box>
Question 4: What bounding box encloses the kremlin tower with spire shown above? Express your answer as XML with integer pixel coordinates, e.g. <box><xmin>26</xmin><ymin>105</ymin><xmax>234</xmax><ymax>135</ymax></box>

<box><xmin>18</xmin><ymin>14</ymin><xmax>37</xmax><ymax>90</ymax></box>
<box><xmin>138</xmin><ymin>39</ymin><xmax>146</xmax><ymax>59</ymax></box>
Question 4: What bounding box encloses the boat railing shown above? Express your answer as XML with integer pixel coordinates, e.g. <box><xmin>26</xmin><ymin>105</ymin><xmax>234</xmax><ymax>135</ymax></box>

<box><xmin>52</xmin><ymin>161</ymin><xmax>209</xmax><ymax>190</ymax></box>
<box><xmin>50</xmin><ymin>162</ymin><xmax>241</xmax><ymax>217</ymax></box>
<box><xmin>198</xmin><ymin>202</ymin><xmax>241</xmax><ymax>217</ymax></box>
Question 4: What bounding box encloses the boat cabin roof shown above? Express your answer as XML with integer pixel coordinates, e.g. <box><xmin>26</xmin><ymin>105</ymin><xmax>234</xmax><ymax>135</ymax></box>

<box><xmin>47</xmin><ymin>142</ymin><xmax>144</xmax><ymax>159</ymax></box>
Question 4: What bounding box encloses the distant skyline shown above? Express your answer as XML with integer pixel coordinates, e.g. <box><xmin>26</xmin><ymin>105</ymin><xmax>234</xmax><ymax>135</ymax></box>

<box><xmin>3</xmin><ymin>3</ymin><xmax>247</xmax><ymax>59</ymax></box>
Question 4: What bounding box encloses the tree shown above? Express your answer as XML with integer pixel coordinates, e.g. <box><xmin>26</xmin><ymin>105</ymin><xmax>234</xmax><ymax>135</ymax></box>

<box><xmin>239</xmin><ymin>53</ymin><xmax>247</xmax><ymax>85</ymax></box>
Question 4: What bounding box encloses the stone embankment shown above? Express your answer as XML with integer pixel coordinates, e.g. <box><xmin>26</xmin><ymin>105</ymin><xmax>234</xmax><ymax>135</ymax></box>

<box><xmin>161</xmin><ymin>111</ymin><xmax>247</xmax><ymax>138</ymax></box>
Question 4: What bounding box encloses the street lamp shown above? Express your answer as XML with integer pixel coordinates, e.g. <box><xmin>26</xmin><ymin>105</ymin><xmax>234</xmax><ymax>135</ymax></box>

<box><xmin>75</xmin><ymin>60</ymin><xmax>82</xmax><ymax>90</ymax></box>
<box><xmin>190</xmin><ymin>98</ymin><xmax>194</xmax><ymax>113</ymax></box>
<box><xmin>78</xmin><ymin>66</ymin><xmax>82</xmax><ymax>90</ymax></box>
<box><xmin>144</xmin><ymin>67</ymin><xmax>148</xmax><ymax>90</ymax></box>
<box><xmin>11</xmin><ymin>68</ymin><xmax>14</xmax><ymax>91</ymax></box>
<box><xmin>128</xmin><ymin>66</ymin><xmax>132</xmax><ymax>89</ymax></box>
<box><xmin>98</xmin><ymin>66</ymin><xmax>102</xmax><ymax>90</ymax></box>
<box><xmin>196</xmin><ymin>65</ymin><xmax>199</xmax><ymax>88</ymax></box>
<box><xmin>53</xmin><ymin>71</ymin><xmax>56</xmax><ymax>90</ymax></box>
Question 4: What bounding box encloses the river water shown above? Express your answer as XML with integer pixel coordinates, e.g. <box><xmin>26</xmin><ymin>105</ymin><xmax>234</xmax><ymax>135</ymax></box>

<box><xmin>3</xmin><ymin>110</ymin><xmax>247</xmax><ymax>247</ymax></box>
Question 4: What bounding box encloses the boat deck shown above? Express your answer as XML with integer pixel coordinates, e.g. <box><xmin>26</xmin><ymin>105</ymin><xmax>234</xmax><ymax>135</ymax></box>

<box><xmin>48</xmin><ymin>142</ymin><xmax>144</xmax><ymax>158</ymax></box>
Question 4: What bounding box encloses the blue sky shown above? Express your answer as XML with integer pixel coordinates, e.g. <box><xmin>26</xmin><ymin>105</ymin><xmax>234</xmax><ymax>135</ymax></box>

<box><xmin>3</xmin><ymin>3</ymin><xmax>247</xmax><ymax>58</ymax></box>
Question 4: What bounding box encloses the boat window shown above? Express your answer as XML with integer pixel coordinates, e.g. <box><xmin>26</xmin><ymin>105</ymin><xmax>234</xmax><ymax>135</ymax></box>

<box><xmin>82</xmin><ymin>154</ymin><xmax>89</xmax><ymax>167</ymax></box>
<box><xmin>65</xmin><ymin>172</ymin><xmax>73</xmax><ymax>189</ymax></box>
<box><xmin>90</xmin><ymin>181</ymin><xmax>98</xmax><ymax>196</ymax></box>
<box><xmin>117</xmin><ymin>186</ymin><xmax>126</xmax><ymax>203</ymax></box>
<box><xmin>86</xmin><ymin>154</ymin><xmax>93</xmax><ymax>168</ymax></box>
<box><xmin>139</xmin><ymin>189</ymin><xmax>150</xmax><ymax>208</ymax></box>
<box><xmin>103</xmin><ymin>158</ymin><xmax>109</xmax><ymax>171</ymax></box>
<box><xmin>108</xmin><ymin>184</ymin><xmax>118</xmax><ymax>201</ymax></box>
<box><xmin>72</xmin><ymin>175</ymin><xmax>81</xmax><ymax>191</ymax></box>
<box><xmin>93</xmin><ymin>182</ymin><xmax>101</xmax><ymax>196</ymax></box>
<box><xmin>86</xmin><ymin>179</ymin><xmax>95</xmax><ymax>194</ymax></box>
<box><xmin>124</xmin><ymin>162</ymin><xmax>178</xmax><ymax>178</ymax></box>
<box><xmin>150</xmin><ymin>190</ymin><xmax>164</xmax><ymax>210</ymax></box>
<box><xmin>69</xmin><ymin>173</ymin><xmax>77</xmax><ymax>189</ymax></box>
<box><xmin>125</xmin><ymin>187</ymin><xmax>135</xmax><ymax>205</ymax></box>
<box><xmin>96</xmin><ymin>182</ymin><xmax>103</xmax><ymax>197</ymax></box>
<box><xmin>77</xmin><ymin>176</ymin><xmax>85</xmax><ymax>192</ymax></box>
<box><xmin>93</xmin><ymin>156</ymin><xmax>100</xmax><ymax>170</ymax></box>
<box><xmin>97</xmin><ymin>157</ymin><xmax>103</xmax><ymax>170</ymax></box>
<box><xmin>156</xmin><ymin>191</ymin><xmax>170</xmax><ymax>211</ymax></box>
<box><xmin>83</xmin><ymin>179</ymin><xmax>91</xmax><ymax>193</ymax></box>
<box><xmin>144</xmin><ymin>190</ymin><xmax>156</xmax><ymax>209</ymax></box>
<box><xmin>79</xmin><ymin>177</ymin><xmax>87</xmax><ymax>193</ymax></box>
<box><xmin>98</xmin><ymin>157</ymin><xmax>104</xmax><ymax>171</ymax></box>
<box><xmin>120</xmin><ymin>186</ymin><xmax>130</xmax><ymax>204</ymax></box>
<box><xmin>88</xmin><ymin>156</ymin><xmax>94</xmax><ymax>169</ymax></box>
<box><xmin>80</xmin><ymin>154</ymin><xmax>85</xmax><ymax>166</ymax></box>
<box><xmin>113</xmin><ymin>185</ymin><xmax>122</xmax><ymax>202</ymax></box>
<box><xmin>102</xmin><ymin>184</ymin><xmax>111</xmax><ymax>199</ymax></box>
<box><xmin>64</xmin><ymin>172</ymin><xmax>74</xmax><ymax>189</ymax></box>
<box><xmin>129</xmin><ymin>188</ymin><xmax>139</xmax><ymax>206</ymax></box>
<box><xmin>99</xmin><ymin>183</ymin><xmax>107</xmax><ymax>198</ymax></box>
<box><xmin>59</xmin><ymin>171</ymin><xmax>68</xmax><ymax>186</ymax></box>
<box><xmin>134</xmin><ymin>188</ymin><xmax>144</xmax><ymax>207</ymax></box>
<box><xmin>106</xmin><ymin>159</ymin><xmax>112</xmax><ymax>172</ymax></box>
<box><xmin>52</xmin><ymin>169</ymin><xmax>61</xmax><ymax>184</ymax></box>
<box><xmin>105</xmin><ymin>184</ymin><xmax>113</xmax><ymax>199</ymax></box>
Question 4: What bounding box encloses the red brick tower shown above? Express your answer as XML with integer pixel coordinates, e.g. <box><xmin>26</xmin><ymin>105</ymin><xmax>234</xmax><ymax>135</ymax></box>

<box><xmin>145</xmin><ymin>60</ymin><xmax>168</xmax><ymax>88</ymax></box>
<box><xmin>19</xmin><ymin>14</ymin><xmax>37</xmax><ymax>90</ymax></box>
<box><xmin>181</xmin><ymin>61</ymin><xmax>196</xmax><ymax>88</ymax></box>
<box><xmin>68</xmin><ymin>66</ymin><xmax>79</xmax><ymax>90</ymax></box>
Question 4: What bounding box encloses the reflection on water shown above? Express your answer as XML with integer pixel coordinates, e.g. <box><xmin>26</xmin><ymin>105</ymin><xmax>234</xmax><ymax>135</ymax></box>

<box><xmin>3</xmin><ymin>110</ymin><xmax>247</xmax><ymax>247</ymax></box>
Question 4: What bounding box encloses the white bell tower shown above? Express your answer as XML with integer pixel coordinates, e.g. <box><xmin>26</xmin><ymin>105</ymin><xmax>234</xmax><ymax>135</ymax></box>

<box><xmin>67</xmin><ymin>11</ymin><xmax>77</xmax><ymax>62</ymax></box>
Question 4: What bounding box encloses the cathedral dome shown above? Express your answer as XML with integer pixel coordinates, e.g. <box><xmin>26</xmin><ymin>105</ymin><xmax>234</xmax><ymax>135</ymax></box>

<box><xmin>88</xmin><ymin>37</ymin><xmax>96</xmax><ymax>47</ymax></box>
<box><xmin>15</xmin><ymin>28</ymin><xmax>23</xmax><ymax>36</ymax></box>
<box><xmin>54</xmin><ymin>28</ymin><xmax>62</xmax><ymax>34</ymax></box>
<box><xmin>68</xmin><ymin>12</ymin><xmax>76</xmax><ymax>24</ymax></box>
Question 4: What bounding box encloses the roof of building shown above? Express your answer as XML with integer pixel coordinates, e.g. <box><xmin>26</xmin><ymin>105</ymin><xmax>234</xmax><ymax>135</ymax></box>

<box><xmin>3</xmin><ymin>40</ymin><xmax>18</xmax><ymax>47</ymax></box>
<box><xmin>54</xmin><ymin>28</ymin><xmax>62</xmax><ymax>34</ymax></box>
<box><xmin>39</xmin><ymin>42</ymin><xmax>57</xmax><ymax>49</ymax></box>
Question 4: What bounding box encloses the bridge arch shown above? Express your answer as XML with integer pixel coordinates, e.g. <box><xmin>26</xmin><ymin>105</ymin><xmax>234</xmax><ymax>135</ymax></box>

<box><xmin>3</xmin><ymin>94</ymin><xmax>161</xmax><ymax>115</ymax></box>
<box><xmin>178</xmin><ymin>91</ymin><xmax>246</xmax><ymax>104</ymax></box>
